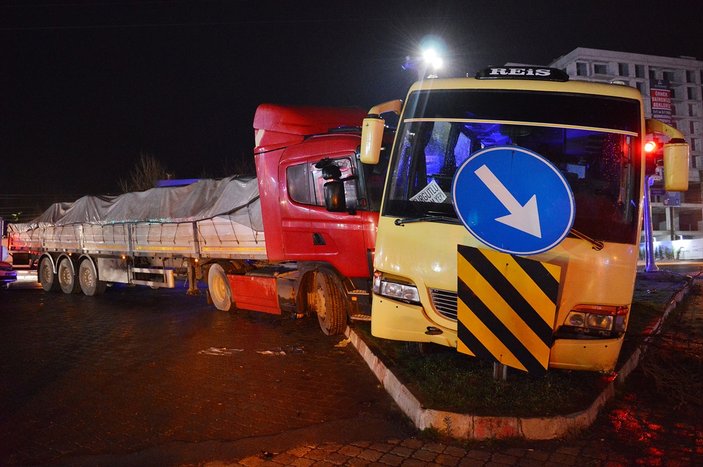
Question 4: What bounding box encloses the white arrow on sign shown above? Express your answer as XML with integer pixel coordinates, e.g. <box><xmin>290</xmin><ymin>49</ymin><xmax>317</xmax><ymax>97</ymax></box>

<box><xmin>474</xmin><ymin>164</ymin><xmax>542</xmax><ymax>238</ymax></box>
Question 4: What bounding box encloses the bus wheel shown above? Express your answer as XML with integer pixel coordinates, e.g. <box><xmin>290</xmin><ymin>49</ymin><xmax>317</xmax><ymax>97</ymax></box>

<box><xmin>309</xmin><ymin>271</ymin><xmax>347</xmax><ymax>336</ymax></box>
<box><xmin>208</xmin><ymin>264</ymin><xmax>232</xmax><ymax>311</ymax></box>
<box><xmin>58</xmin><ymin>257</ymin><xmax>81</xmax><ymax>294</ymax></box>
<box><xmin>38</xmin><ymin>257</ymin><xmax>59</xmax><ymax>292</ymax></box>
<box><xmin>79</xmin><ymin>260</ymin><xmax>106</xmax><ymax>296</ymax></box>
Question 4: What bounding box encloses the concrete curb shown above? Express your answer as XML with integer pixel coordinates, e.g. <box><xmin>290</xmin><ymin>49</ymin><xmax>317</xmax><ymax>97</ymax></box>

<box><xmin>345</xmin><ymin>279</ymin><xmax>693</xmax><ymax>440</ymax></box>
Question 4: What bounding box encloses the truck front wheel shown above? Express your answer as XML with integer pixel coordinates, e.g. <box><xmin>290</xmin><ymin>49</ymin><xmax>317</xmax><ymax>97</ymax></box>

<box><xmin>308</xmin><ymin>271</ymin><xmax>347</xmax><ymax>336</ymax></box>
<box><xmin>39</xmin><ymin>257</ymin><xmax>59</xmax><ymax>292</ymax></box>
<box><xmin>208</xmin><ymin>264</ymin><xmax>233</xmax><ymax>311</ymax></box>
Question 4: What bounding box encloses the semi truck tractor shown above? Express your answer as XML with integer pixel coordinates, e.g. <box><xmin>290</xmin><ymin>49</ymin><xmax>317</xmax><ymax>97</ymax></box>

<box><xmin>7</xmin><ymin>104</ymin><xmax>390</xmax><ymax>335</ymax></box>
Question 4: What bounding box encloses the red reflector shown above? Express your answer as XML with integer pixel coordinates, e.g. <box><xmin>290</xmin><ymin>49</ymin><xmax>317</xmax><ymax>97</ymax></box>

<box><xmin>572</xmin><ymin>304</ymin><xmax>629</xmax><ymax>316</ymax></box>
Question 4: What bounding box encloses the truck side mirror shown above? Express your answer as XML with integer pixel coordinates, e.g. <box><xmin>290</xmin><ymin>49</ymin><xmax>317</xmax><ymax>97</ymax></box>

<box><xmin>323</xmin><ymin>180</ymin><xmax>346</xmax><ymax>212</ymax></box>
<box><xmin>360</xmin><ymin>117</ymin><xmax>384</xmax><ymax>165</ymax></box>
<box><xmin>663</xmin><ymin>140</ymin><xmax>689</xmax><ymax>192</ymax></box>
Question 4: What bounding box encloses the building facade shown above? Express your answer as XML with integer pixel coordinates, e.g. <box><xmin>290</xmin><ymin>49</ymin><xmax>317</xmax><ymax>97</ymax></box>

<box><xmin>550</xmin><ymin>48</ymin><xmax>703</xmax><ymax>248</ymax></box>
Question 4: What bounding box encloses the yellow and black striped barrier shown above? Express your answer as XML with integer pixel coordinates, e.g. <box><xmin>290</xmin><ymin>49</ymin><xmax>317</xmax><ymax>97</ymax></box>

<box><xmin>457</xmin><ymin>245</ymin><xmax>561</xmax><ymax>374</ymax></box>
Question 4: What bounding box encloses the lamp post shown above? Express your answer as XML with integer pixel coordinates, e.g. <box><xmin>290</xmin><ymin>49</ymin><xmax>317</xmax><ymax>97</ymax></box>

<box><xmin>643</xmin><ymin>170</ymin><xmax>662</xmax><ymax>272</ymax></box>
<box><xmin>402</xmin><ymin>44</ymin><xmax>445</xmax><ymax>81</ymax></box>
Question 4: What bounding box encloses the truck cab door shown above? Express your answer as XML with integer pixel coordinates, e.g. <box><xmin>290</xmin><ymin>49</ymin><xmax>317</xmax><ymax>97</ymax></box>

<box><xmin>279</xmin><ymin>153</ymin><xmax>370</xmax><ymax>278</ymax></box>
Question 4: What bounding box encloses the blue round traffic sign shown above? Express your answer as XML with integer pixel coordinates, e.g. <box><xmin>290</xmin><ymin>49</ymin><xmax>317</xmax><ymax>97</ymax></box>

<box><xmin>452</xmin><ymin>146</ymin><xmax>575</xmax><ymax>255</ymax></box>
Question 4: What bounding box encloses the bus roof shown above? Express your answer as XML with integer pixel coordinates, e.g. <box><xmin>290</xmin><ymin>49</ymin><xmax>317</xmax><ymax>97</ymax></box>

<box><xmin>407</xmin><ymin>76</ymin><xmax>643</xmax><ymax>101</ymax></box>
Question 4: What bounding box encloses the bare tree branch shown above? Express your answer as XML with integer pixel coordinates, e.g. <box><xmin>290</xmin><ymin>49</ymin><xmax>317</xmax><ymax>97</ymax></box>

<box><xmin>119</xmin><ymin>152</ymin><xmax>169</xmax><ymax>193</ymax></box>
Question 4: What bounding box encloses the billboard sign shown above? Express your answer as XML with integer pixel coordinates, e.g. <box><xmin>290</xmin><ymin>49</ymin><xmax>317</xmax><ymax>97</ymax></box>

<box><xmin>650</xmin><ymin>80</ymin><xmax>672</xmax><ymax>125</ymax></box>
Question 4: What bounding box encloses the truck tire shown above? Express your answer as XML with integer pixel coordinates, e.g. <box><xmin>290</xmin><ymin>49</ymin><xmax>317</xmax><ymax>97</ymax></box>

<box><xmin>309</xmin><ymin>270</ymin><xmax>348</xmax><ymax>336</ymax></box>
<box><xmin>58</xmin><ymin>257</ymin><xmax>81</xmax><ymax>294</ymax></box>
<box><xmin>79</xmin><ymin>259</ymin><xmax>106</xmax><ymax>296</ymax></box>
<box><xmin>208</xmin><ymin>263</ymin><xmax>233</xmax><ymax>311</ymax></box>
<box><xmin>38</xmin><ymin>257</ymin><xmax>59</xmax><ymax>292</ymax></box>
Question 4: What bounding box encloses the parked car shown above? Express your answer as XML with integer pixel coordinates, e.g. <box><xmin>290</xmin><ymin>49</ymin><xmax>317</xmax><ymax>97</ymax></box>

<box><xmin>0</xmin><ymin>261</ymin><xmax>17</xmax><ymax>289</ymax></box>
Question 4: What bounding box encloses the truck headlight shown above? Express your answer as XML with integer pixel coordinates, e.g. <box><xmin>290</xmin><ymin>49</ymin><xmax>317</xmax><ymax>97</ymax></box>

<box><xmin>372</xmin><ymin>271</ymin><xmax>420</xmax><ymax>304</ymax></box>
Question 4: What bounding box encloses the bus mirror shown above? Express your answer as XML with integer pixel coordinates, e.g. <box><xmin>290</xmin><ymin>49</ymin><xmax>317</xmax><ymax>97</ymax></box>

<box><xmin>663</xmin><ymin>140</ymin><xmax>689</xmax><ymax>192</ymax></box>
<box><xmin>323</xmin><ymin>180</ymin><xmax>346</xmax><ymax>212</ymax></box>
<box><xmin>360</xmin><ymin>117</ymin><xmax>384</xmax><ymax>165</ymax></box>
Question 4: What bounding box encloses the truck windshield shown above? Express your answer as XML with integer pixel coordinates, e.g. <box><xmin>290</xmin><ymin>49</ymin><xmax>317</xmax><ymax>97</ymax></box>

<box><xmin>384</xmin><ymin>90</ymin><xmax>642</xmax><ymax>245</ymax></box>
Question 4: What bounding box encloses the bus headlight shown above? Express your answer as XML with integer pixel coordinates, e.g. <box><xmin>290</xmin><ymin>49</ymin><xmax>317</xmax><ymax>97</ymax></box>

<box><xmin>586</xmin><ymin>314</ymin><xmax>613</xmax><ymax>330</ymax></box>
<box><xmin>372</xmin><ymin>271</ymin><xmax>420</xmax><ymax>304</ymax></box>
<box><xmin>560</xmin><ymin>305</ymin><xmax>628</xmax><ymax>338</ymax></box>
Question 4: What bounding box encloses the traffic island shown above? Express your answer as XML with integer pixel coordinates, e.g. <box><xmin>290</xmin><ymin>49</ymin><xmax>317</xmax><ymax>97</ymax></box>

<box><xmin>345</xmin><ymin>271</ymin><xmax>694</xmax><ymax>440</ymax></box>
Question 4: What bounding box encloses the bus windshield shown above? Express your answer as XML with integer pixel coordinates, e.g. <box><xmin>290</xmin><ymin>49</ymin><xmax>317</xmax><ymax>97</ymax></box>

<box><xmin>384</xmin><ymin>90</ymin><xmax>642</xmax><ymax>245</ymax></box>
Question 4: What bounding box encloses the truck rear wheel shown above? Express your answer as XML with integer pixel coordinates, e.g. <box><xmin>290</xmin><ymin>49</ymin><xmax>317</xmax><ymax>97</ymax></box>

<box><xmin>39</xmin><ymin>257</ymin><xmax>59</xmax><ymax>292</ymax></box>
<box><xmin>309</xmin><ymin>270</ymin><xmax>347</xmax><ymax>336</ymax></box>
<box><xmin>208</xmin><ymin>263</ymin><xmax>233</xmax><ymax>311</ymax></box>
<box><xmin>58</xmin><ymin>257</ymin><xmax>81</xmax><ymax>294</ymax></box>
<box><xmin>79</xmin><ymin>259</ymin><xmax>106</xmax><ymax>296</ymax></box>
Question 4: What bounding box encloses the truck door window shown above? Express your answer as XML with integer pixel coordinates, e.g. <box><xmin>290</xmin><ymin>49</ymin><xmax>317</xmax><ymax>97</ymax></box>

<box><xmin>287</xmin><ymin>157</ymin><xmax>357</xmax><ymax>208</ymax></box>
<box><xmin>312</xmin><ymin>157</ymin><xmax>356</xmax><ymax>207</ymax></box>
<box><xmin>286</xmin><ymin>163</ymin><xmax>314</xmax><ymax>205</ymax></box>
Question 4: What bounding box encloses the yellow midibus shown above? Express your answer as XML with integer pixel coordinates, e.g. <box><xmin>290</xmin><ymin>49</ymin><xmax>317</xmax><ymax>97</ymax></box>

<box><xmin>361</xmin><ymin>66</ymin><xmax>689</xmax><ymax>373</ymax></box>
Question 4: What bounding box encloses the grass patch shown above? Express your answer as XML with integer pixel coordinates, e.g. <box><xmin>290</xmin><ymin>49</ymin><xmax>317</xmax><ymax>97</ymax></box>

<box><xmin>353</xmin><ymin>271</ymin><xmax>691</xmax><ymax>417</ymax></box>
<box><xmin>356</xmin><ymin>323</ymin><xmax>604</xmax><ymax>417</ymax></box>
<box><xmin>619</xmin><ymin>272</ymin><xmax>690</xmax><ymax>362</ymax></box>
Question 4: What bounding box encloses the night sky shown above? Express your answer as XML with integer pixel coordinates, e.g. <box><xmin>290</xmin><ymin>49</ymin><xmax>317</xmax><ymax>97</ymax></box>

<box><xmin>2</xmin><ymin>0</ymin><xmax>703</xmax><ymax>203</ymax></box>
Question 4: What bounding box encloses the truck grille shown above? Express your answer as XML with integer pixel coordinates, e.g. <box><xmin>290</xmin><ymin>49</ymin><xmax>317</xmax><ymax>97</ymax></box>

<box><xmin>430</xmin><ymin>289</ymin><xmax>458</xmax><ymax>321</ymax></box>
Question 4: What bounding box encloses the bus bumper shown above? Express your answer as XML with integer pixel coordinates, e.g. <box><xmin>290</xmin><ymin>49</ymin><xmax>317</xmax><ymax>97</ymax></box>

<box><xmin>371</xmin><ymin>294</ymin><xmax>624</xmax><ymax>373</ymax></box>
<box><xmin>370</xmin><ymin>295</ymin><xmax>456</xmax><ymax>348</ymax></box>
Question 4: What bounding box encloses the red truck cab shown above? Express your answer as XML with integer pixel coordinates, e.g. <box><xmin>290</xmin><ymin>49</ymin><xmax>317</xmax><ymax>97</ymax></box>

<box><xmin>212</xmin><ymin>104</ymin><xmax>388</xmax><ymax>334</ymax></box>
<box><xmin>254</xmin><ymin>104</ymin><xmax>379</xmax><ymax>278</ymax></box>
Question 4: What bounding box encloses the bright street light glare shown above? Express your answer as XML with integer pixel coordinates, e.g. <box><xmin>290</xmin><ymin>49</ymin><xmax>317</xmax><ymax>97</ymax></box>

<box><xmin>421</xmin><ymin>47</ymin><xmax>443</xmax><ymax>69</ymax></box>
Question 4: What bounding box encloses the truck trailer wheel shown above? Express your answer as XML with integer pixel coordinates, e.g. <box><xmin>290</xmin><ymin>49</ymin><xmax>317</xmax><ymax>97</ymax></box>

<box><xmin>79</xmin><ymin>259</ymin><xmax>106</xmax><ymax>296</ymax></box>
<box><xmin>309</xmin><ymin>271</ymin><xmax>347</xmax><ymax>336</ymax></box>
<box><xmin>58</xmin><ymin>257</ymin><xmax>81</xmax><ymax>294</ymax></box>
<box><xmin>38</xmin><ymin>257</ymin><xmax>60</xmax><ymax>292</ymax></box>
<box><xmin>208</xmin><ymin>263</ymin><xmax>233</xmax><ymax>311</ymax></box>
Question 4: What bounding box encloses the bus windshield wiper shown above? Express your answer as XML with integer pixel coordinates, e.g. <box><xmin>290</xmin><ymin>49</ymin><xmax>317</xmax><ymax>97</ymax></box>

<box><xmin>394</xmin><ymin>214</ymin><xmax>460</xmax><ymax>226</ymax></box>
<box><xmin>569</xmin><ymin>228</ymin><xmax>604</xmax><ymax>251</ymax></box>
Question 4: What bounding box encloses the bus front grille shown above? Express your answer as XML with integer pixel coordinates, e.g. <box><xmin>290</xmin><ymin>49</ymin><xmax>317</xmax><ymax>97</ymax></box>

<box><xmin>429</xmin><ymin>289</ymin><xmax>457</xmax><ymax>321</ymax></box>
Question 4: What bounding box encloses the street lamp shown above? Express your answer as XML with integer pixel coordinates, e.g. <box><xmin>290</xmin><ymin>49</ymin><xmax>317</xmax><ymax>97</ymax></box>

<box><xmin>421</xmin><ymin>47</ymin><xmax>443</xmax><ymax>78</ymax></box>
<box><xmin>402</xmin><ymin>37</ymin><xmax>446</xmax><ymax>81</ymax></box>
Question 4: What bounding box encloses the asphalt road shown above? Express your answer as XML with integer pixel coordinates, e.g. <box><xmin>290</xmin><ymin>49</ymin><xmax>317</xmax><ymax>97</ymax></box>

<box><xmin>0</xmin><ymin>283</ymin><xmax>412</xmax><ymax>466</ymax></box>
<box><xmin>1</xmin><ymin>273</ymin><xmax>701</xmax><ymax>466</ymax></box>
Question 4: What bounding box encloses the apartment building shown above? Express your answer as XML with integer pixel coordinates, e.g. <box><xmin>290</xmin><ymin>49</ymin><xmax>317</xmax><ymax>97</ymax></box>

<box><xmin>550</xmin><ymin>48</ymin><xmax>703</xmax><ymax>245</ymax></box>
